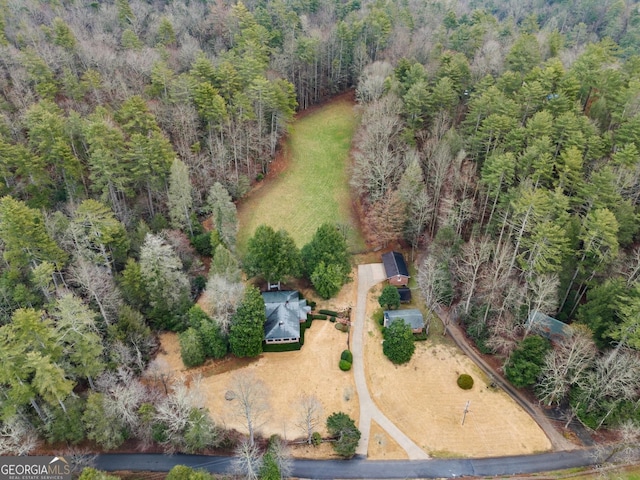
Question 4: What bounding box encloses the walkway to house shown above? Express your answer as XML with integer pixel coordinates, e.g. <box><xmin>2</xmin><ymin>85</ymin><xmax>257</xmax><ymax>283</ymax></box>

<box><xmin>351</xmin><ymin>263</ymin><xmax>430</xmax><ymax>460</ymax></box>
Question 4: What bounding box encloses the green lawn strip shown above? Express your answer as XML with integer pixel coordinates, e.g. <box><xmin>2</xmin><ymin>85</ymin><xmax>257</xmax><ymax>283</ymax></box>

<box><xmin>237</xmin><ymin>99</ymin><xmax>363</xmax><ymax>253</ymax></box>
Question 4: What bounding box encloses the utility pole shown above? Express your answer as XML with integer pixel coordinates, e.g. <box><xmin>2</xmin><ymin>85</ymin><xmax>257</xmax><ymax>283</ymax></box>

<box><xmin>461</xmin><ymin>400</ymin><xmax>470</xmax><ymax>426</ymax></box>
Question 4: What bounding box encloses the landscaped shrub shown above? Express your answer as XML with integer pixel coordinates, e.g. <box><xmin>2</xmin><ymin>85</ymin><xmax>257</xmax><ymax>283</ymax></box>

<box><xmin>329</xmin><ymin>316</ymin><xmax>336</xmax><ymax>322</ymax></box>
<box><xmin>457</xmin><ymin>374</ymin><xmax>474</xmax><ymax>390</ymax></box>
<box><xmin>341</xmin><ymin>350</ymin><xmax>353</xmax><ymax>363</ymax></box>
<box><xmin>335</xmin><ymin>323</ymin><xmax>349</xmax><ymax>332</ymax></box>
<box><xmin>262</xmin><ymin>341</ymin><xmax>301</xmax><ymax>352</ymax></box>
<box><xmin>312</xmin><ymin>314</ymin><xmax>328</xmax><ymax>320</ymax></box>
<box><xmin>339</xmin><ymin>359</ymin><xmax>352</xmax><ymax>371</ymax></box>
<box><xmin>311</xmin><ymin>431</ymin><xmax>322</xmax><ymax>446</ymax></box>
<box><xmin>414</xmin><ymin>329</ymin><xmax>428</xmax><ymax>341</ymax></box>
<box><xmin>319</xmin><ymin>309</ymin><xmax>339</xmax><ymax>316</ymax></box>
<box><xmin>308</xmin><ymin>300</ymin><xmax>317</xmax><ymax>309</ymax></box>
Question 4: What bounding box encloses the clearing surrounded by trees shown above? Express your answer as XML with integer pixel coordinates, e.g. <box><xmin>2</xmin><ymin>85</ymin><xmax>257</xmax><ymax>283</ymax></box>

<box><xmin>153</xmin><ymin>261</ymin><xmax>551</xmax><ymax>458</ymax></box>
<box><xmin>236</xmin><ymin>94</ymin><xmax>364</xmax><ymax>251</ymax></box>
<box><xmin>177</xmin><ymin>98</ymin><xmax>552</xmax><ymax>459</ymax></box>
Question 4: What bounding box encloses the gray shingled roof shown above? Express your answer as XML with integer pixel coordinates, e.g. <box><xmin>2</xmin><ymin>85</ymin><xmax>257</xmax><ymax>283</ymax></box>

<box><xmin>382</xmin><ymin>251</ymin><xmax>410</xmax><ymax>279</ymax></box>
<box><xmin>383</xmin><ymin>309</ymin><xmax>424</xmax><ymax>330</ymax></box>
<box><xmin>263</xmin><ymin>291</ymin><xmax>310</xmax><ymax>341</ymax></box>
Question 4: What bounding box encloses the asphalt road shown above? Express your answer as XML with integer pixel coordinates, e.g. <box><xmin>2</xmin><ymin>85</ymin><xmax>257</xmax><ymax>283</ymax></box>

<box><xmin>95</xmin><ymin>449</ymin><xmax>604</xmax><ymax>478</ymax></box>
<box><xmin>92</xmin><ymin>265</ymin><xmax>608</xmax><ymax>478</ymax></box>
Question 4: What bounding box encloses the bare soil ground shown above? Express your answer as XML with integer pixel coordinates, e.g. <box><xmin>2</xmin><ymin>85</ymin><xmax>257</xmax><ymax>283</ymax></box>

<box><xmin>363</xmin><ymin>284</ymin><xmax>552</xmax><ymax>458</ymax></box>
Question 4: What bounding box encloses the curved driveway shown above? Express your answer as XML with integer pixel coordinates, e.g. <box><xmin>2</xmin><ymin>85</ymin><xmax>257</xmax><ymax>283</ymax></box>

<box><xmin>351</xmin><ymin>263</ymin><xmax>429</xmax><ymax>459</ymax></box>
<box><xmin>92</xmin><ymin>263</ymin><xmax>611</xmax><ymax>477</ymax></box>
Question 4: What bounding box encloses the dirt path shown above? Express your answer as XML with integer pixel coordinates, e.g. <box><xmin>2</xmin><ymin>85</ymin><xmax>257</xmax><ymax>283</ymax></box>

<box><xmin>352</xmin><ymin>264</ymin><xmax>430</xmax><ymax>460</ymax></box>
<box><xmin>438</xmin><ymin>307</ymin><xmax>576</xmax><ymax>451</ymax></box>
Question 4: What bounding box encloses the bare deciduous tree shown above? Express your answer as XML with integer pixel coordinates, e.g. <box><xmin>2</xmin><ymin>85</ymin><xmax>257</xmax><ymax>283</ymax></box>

<box><xmin>229</xmin><ymin>372</ymin><xmax>270</xmax><ymax>446</ymax></box>
<box><xmin>296</xmin><ymin>393</ymin><xmax>323</xmax><ymax>445</ymax></box>
<box><xmin>232</xmin><ymin>440</ymin><xmax>262</xmax><ymax>480</ymax></box>
<box><xmin>0</xmin><ymin>417</ymin><xmax>38</xmax><ymax>456</ymax></box>
<box><xmin>576</xmin><ymin>347</ymin><xmax>640</xmax><ymax>429</ymax></box>
<box><xmin>350</xmin><ymin>95</ymin><xmax>405</xmax><ymax>202</ymax></box>
<box><xmin>203</xmin><ymin>274</ymin><xmax>244</xmax><ymax>333</ymax></box>
<box><xmin>525</xmin><ymin>273</ymin><xmax>560</xmax><ymax>319</ymax></box>
<box><xmin>356</xmin><ymin>61</ymin><xmax>393</xmax><ymax>104</ymax></box>
<box><xmin>68</xmin><ymin>256</ymin><xmax>121</xmax><ymax>324</ymax></box>
<box><xmin>97</xmin><ymin>368</ymin><xmax>150</xmax><ymax>434</ymax></box>
<box><xmin>417</xmin><ymin>255</ymin><xmax>451</xmax><ymax>310</ymax></box>
<box><xmin>154</xmin><ymin>375</ymin><xmax>215</xmax><ymax>453</ymax></box>
<box><xmin>537</xmin><ymin>325</ymin><xmax>597</xmax><ymax>406</ymax></box>
<box><xmin>455</xmin><ymin>236</ymin><xmax>492</xmax><ymax>315</ymax></box>
<box><xmin>270</xmin><ymin>436</ymin><xmax>293</xmax><ymax>479</ymax></box>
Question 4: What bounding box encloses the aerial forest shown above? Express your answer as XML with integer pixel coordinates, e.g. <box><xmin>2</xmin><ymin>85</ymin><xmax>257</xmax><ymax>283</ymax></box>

<box><xmin>1</xmin><ymin>0</ymin><xmax>640</xmax><ymax>454</ymax></box>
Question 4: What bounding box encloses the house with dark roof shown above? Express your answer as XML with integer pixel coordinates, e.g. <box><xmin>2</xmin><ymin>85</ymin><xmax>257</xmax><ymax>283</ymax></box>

<box><xmin>262</xmin><ymin>291</ymin><xmax>311</xmax><ymax>344</ymax></box>
<box><xmin>383</xmin><ymin>309</ymin><xmax>425</xmax><ymax>334</ymax></box>
<box><xmin>382</xmin><ymin>251</ymin><xmax>410</xmax><ymax>286</ymax></box>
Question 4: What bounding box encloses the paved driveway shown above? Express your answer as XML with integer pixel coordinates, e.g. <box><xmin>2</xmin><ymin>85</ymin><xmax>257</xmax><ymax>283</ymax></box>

<box><xmin>351</xmin><ymin>264</ymin><xmax>429</xmax><ymax>459</ymax></box>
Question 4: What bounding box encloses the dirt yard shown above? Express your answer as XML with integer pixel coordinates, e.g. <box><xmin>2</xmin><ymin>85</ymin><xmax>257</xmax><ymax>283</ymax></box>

<box><xmin>148</xmin><ymin>268</ymin><xmax>552</xmax><ymax>460</ymax></box>
<box><xmin>364</xmin><ymin>284</ymin><xmax>552</xmax><ymax>458</ymax></box>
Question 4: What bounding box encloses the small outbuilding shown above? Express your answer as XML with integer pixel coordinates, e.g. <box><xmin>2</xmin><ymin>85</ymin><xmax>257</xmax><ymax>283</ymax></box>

<box><xmin>397</xmin><ymin>287</ymin><xmax>412</xmax><ymax>303</ymax></box>
<box><xmin>382</xmin><ymin>251</ymin><xmax>410</xmax><ymax>287</ymax></box>
<box><xmin>383</xmin><ymin>309</ymin><xmax>425</xmax><ymax>334</ymax></box>
<box><xmin>525</xmin><ymin>310</ymin><xmax>571</xmax><ymax>342</ymax></box>
<box><xmin>263</xmin><ymin>291</ymin><xmax>311</xmax><ymax>344</ymax></box>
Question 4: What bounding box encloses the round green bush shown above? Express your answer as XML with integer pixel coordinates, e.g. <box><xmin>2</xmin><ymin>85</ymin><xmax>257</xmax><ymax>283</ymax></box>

<box><xmin>341</xmin><ymin>350</ymin><xmax>353</xmax><ymax>363</ymax></box>
<box><xmin>311</xmin><ymin>431</ymin><xmax>322</xmax><ymax>446</ymax></box>
<box><xmin>335</xmin><ymin>322</ymin><xmax>348</xmax><ymax>332</ymax></box>
<box><xmin>457</xmin><ymin>374</ymin><xmax>474</xmax><ymax>390</ymax></box>
<box><xmin>339</xmin><ymin>359</ymin><xmax>352</xmax><ymax>371</ymax></box>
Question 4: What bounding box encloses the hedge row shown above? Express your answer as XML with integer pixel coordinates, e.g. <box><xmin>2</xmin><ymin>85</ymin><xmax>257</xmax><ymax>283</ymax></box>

<box><xmin>319</xmin><ymin>309</ymin><xmax>339</xmax><ymax>317</ymax></box>
<box><xmin>263</xmin><ymin>341</ymin><xmax>301</xmax><ymax>352</ymax></box>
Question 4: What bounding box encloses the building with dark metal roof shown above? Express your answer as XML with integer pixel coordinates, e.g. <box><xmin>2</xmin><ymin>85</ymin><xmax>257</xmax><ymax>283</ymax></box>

<box><xmin>381</xmin><ymin>251</ymin><xmax>410</xmax><ymax>286</ymax></box>
<box><xmin>397</xmin><ymin>286</ymin><xmax>412</xmax><ymax>303</ymax></box>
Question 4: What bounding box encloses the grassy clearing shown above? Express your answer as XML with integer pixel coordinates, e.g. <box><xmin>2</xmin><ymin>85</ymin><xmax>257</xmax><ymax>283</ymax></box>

<box><xmin>237</xmin><ymin>97</ymin><xmax>364</xmax><ymax>253</ymax></box>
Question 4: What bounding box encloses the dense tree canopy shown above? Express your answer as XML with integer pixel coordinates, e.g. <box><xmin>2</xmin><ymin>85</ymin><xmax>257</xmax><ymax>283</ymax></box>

<box><xmin>0</xmin><ymin>0</ymin><xmax>639</xmax><ymax>453</ymax></box>
<box><xmin>243</xmin><ymin>225</ymin><xmax>301</xmax><ymax>285</ymax></box>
